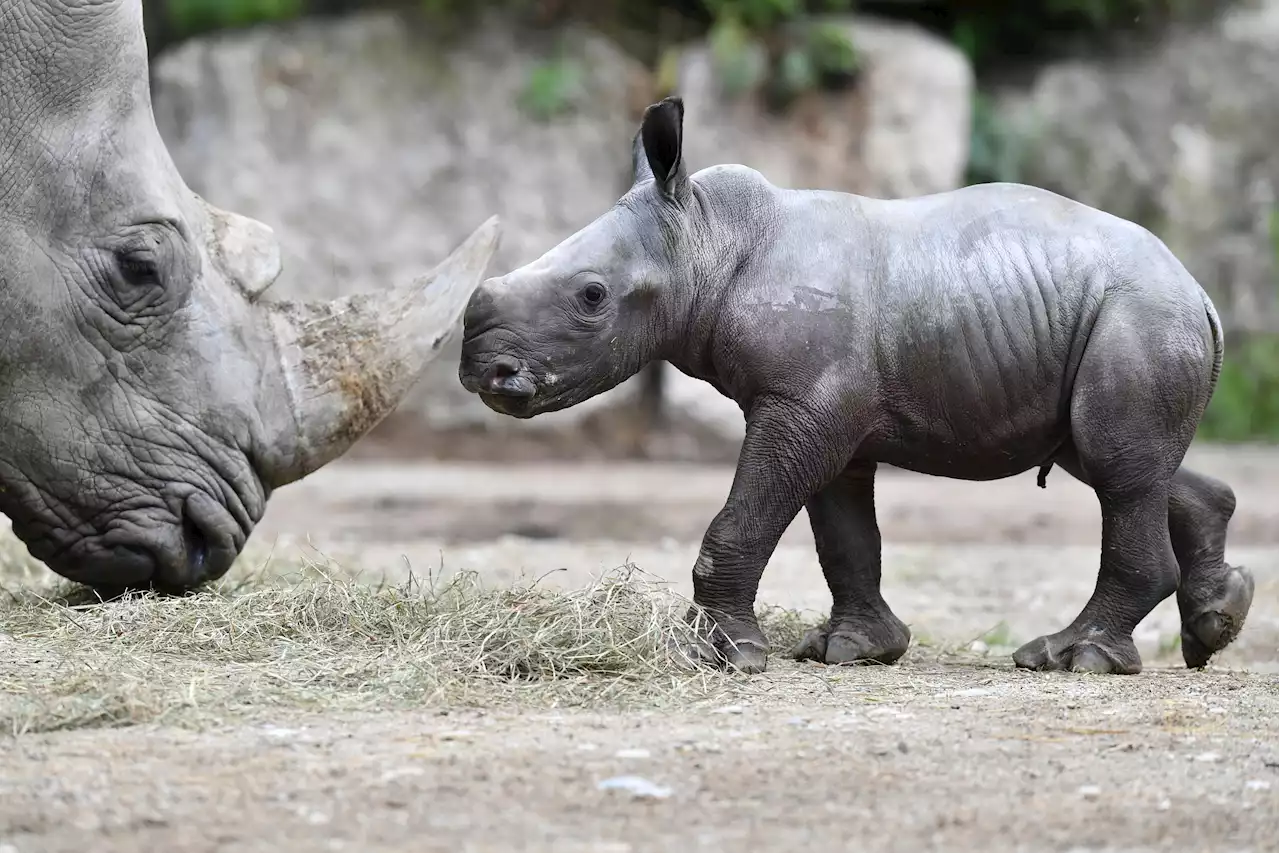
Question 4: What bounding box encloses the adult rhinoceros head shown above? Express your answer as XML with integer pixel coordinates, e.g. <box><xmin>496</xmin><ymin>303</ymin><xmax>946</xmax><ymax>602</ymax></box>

<box><xmin>0</xmin><ymin>0</ymin><xmax>499</xmax><ymax>590</ymax></box>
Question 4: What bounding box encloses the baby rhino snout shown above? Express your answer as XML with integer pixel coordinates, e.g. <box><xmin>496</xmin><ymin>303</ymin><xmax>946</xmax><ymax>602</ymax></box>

<box><xmin>480</xmin><ymin>356</ymin><xmax>535</xmax><ymax>399</ymax></box>
<box><xmin>459</xmin><ymin>278</ymin><xmax>539</xmax><ymax>404</ymax></box>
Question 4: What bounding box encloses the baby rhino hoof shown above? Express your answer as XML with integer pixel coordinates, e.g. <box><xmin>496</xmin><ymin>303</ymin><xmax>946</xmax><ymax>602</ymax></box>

<box><xmin>672</xmin><ymin>615</ymin><xmax>769</xmax><ymax>675</ymax></box>
<box><xmin>791</xmin><ymin>616</ymin><xmax>911</xmax><ymax>666</ymax></box>
<box><xmin>1012</xmin><ymin>628</ymin><xmax>1142</xmax><ymax>675</ymax></box>
<box><xmin>1182</xmin><ymin>564</ymin><xmax>1255</xmax><ymax>669</ymax></box>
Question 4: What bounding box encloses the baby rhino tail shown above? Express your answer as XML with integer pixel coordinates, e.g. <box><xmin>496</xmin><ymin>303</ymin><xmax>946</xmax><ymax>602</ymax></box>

<box><xmin>1201</xmin><ymin>289</ymin><xmax>1225</xmax><ymax>396</ymax></box>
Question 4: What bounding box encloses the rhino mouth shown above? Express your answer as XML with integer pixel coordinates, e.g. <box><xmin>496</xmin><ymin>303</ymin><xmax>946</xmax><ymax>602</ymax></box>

<box><xmin>478</xmin><ymin>390</ymin><xmax>537</xmax><ymax>419</ymax></box>
<box><xmin>170</xmin><ymin>492</ymin><xmax>243</xmax><ymax>590</ymax></box>
<box><xmin>13</xmin><ymin>489</ymin><xmax>247</xmax><ymax>593</ymax></box>
<box><xmin>461</xmin><ymin>353</ymin><xmax>541</xmax><ymax>418</ymax></box>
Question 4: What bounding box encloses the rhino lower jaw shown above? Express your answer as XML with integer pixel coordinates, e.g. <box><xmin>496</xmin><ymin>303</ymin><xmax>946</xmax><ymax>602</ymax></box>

<box><xmin>6</xmin><ymin>488</ymin><xmax>248</xmax><ymax>593</ymax></box>
<box><xmin>478</xmin><ymin>392</ymin><xmax>537</xmax><ymax>419</ymax></box>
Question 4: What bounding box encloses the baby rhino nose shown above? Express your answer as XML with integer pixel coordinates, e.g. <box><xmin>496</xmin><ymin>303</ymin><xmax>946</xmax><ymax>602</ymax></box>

<box><xmin>483</xmin><ymin>356</ymin><xmax>534</xmax><ymax>398</ymax></box>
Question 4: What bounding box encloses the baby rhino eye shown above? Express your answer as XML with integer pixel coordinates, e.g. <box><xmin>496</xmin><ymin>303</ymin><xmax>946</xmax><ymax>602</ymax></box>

<box><xmin>580</xmin><ymin>282</ymin><xmax>606</xmax><ymax>309</ymax></box>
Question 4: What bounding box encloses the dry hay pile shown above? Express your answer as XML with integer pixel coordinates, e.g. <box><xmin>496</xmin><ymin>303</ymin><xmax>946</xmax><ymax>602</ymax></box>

<box><xmin>0</xmin><ymin>536</ymin><xmax>815</xmax><ymax>735</ymax></box>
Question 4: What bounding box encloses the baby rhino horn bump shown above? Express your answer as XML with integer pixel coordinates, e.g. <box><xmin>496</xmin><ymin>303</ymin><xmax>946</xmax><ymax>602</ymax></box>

<box><xmin>263</xmin><ymin>215</ymin><xmax>501</xmax><ymax>486</ymax></box>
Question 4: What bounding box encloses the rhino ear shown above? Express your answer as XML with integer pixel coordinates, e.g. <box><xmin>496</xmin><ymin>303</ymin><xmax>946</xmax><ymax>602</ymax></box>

<box><xmin>639</xmin><ymin>96</ymin><xmax>689</xmax><ymax>202</ymax></box>
<box><xmin>630</xmin><ymin>127</ymin><xmax>654</xmax><ymax>187</ymax></box>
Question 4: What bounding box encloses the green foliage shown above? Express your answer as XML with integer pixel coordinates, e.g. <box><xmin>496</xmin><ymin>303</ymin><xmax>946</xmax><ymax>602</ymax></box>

<box><xmin>159</xmin><ymin>0</ymin><xmax>304</xmax><ymax>38</ymax></box>
<box><xmin>1194</xmin><ymin>208</ymin><xmax>1280</xmax><ymax>444</ymax></box>
<box><xmin>1198</xmin><ymin>333</ymin><xmax>1280</xmax><ymax>443</ymax></box>
<box><xmin>806</xmin><ymin>21</ymin><xmax>858</xmax><ymax>81</ymax></box>
<box><xmin>708</xmin><ymin>15</ymin><xmax>767</xmax><ymax>97</ymax></box>
<box><xmin>519</xmin><ymin>56</ymin><xmax>586</xmax><ymax>122</ymax></box>
<box><xmin>945</xmin><ymin>0</ymin><xmax>1220</xmax><ymax>71</ymax></box>
<box><xmin>962</xmin><ymin>93</ymin><xmax>1044</xmax><ymax>185</ymax></box>
<box><xmin>965</xmin><ymin>94</ymin><xmax>1031</xmax><ymax>186</ymax></box>
<box><xmin>702</xmin><ymin>0</ymin><xmax>859</xmax><ymax>112</ymax></box>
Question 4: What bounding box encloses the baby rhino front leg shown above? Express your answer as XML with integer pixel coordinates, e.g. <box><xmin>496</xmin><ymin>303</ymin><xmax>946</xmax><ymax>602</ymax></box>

<box><xmin>792</xmin><ymin>462</ymin><xmax>911</xmax><ymax>666</ymax></box>
<box><xmin>682</xmin><ymin>399</ymin><xmax>850</xmax><ymax>674</ymax></box>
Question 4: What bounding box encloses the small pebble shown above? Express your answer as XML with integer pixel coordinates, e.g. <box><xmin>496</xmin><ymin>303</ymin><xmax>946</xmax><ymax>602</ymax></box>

<box><xmin>596</xmin><ymin>775</ymin><xmax>672</xmax><ymax>800</ymax></box>
<box><xmin>711</xmin><ymin>705</ymin><xmax>745</xmax><ymax>715</ymax></box>
<box><xmin>614</xmin><ymin>748</ymin><xmax>651</xmax><ymax>759</ymax></box>
<box><xmin>1157</xmin><ymin>799</ymin><xmax>1172</xmax><ymax>811</ymax></box>
<box><xmin>437</xmin><ymin>730</ymin><xmax>474</xmax><ymax>741</ymax></box>
<box><xmin>1246</xmin><ymin>780</ymin><xmax>1271</xmax><ymax>791</ymax></box>
<box><xmin>260</xmin><ymin>725</ymin><xmax>302</xmax><ymax>740</ymax></box>
<box><xmin>1077</xmin><ymin>785</ymin><xmax>1102</xmax><ymax>800</ymax></box>
<box><xmin>1193</xmin><ymin>752</ymin><xmax>1222</xmax><ymax>763</ymax></box>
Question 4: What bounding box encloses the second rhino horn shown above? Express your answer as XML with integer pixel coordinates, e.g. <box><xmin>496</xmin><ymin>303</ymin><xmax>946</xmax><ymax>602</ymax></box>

<box><xmin>263</xmin><ymin>215</ymin><xmax>501</xmax><ymax>486</ymax></box>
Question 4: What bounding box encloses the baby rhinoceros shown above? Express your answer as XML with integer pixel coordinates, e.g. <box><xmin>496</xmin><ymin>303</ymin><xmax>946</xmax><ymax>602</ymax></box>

<box><xmin>458</xmin><ymin>96</ymin><xmax>1253</xmax><ymax>676</ymax></box>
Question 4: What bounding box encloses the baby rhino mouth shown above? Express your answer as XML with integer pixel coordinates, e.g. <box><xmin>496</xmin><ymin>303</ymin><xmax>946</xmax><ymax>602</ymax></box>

<box><xmin>464</xmin><ymin>354</ymin><xmax>540</xmax><ymax>418</ymax></box>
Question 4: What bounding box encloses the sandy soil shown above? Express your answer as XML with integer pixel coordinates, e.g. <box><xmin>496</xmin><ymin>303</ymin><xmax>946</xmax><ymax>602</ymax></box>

<box><xmin>2</xmin><ymin>443</ymin><xmax>1277</xmax><ymax>852</ymax></box>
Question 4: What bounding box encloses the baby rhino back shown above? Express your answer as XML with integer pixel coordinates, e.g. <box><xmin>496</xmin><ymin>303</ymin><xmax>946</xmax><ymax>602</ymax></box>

<box><xmin>851</xmin><ymin>184</ymin><xmax>1120</xmax><ymax>479</ymax></box>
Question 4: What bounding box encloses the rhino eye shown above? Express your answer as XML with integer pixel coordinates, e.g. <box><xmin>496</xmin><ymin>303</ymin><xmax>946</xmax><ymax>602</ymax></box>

<box><xmin>113</xmin><ymin>242</ymin><xmax>167</xmax><ymax>289</ymax></box>
<box><xmin>579</xmin><ymin>282</ymin><xmax>607</xmax><ymax>310</ymax></box>
<box><xmin>115</xmin><ymin>250</ymin><xmax>162</xmax><ymax>289</ymax></box>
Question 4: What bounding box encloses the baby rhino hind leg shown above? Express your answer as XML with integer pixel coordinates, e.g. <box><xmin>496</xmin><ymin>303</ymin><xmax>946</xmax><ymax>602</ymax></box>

<box><xmin>1169</xmin><ymin>468</ymin><xmax>1254</xmax><ymax>668</ymax></box>
<box><xmin>1013</xmin><ymin>306</ymin><xmax>1202</xmax><ymax>675</ymax></box>
<box><xmin>1033</xmin><ymin>458</ymin><xmax>1254</xmax><ymax>670</ymax></box>
<box><xmin>792</xmin><ymin>462</ymin><xmax>911</xmax><ymax>666</ymax></box>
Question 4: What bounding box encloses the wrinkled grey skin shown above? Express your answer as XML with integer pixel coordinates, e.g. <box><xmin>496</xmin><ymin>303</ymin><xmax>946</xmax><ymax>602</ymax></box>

<box><xmin>460</xmin><ymin>96</ymin><xmax>1254</xmax><ymax>676</ymax></box>
<box><xmin>0</xmin><ymin>0</ymin><xmax>499</xmax><ymax>591</ymax></box>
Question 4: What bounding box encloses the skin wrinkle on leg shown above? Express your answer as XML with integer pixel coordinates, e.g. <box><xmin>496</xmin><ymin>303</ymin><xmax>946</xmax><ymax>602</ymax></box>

<box><xmin>792</xmin><ymin>461</ymin><xmax>912</xmax><ymax>666</ymax></box>
<box><xmin>685</xmin><ymin>396</ymin><xmax>851</xmax><ymax>674</ymax></box>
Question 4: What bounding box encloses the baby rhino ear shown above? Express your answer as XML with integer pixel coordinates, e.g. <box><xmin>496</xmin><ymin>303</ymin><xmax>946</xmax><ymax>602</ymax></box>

<box><xmin>630</xmin><ymin>126</ymin><xmax>653</xmax><ymax>186</ymax></box>
<box><xmin>638</xmin><ymin>96</ymin><xmax>689</xmax><ymax>202</ymax></box>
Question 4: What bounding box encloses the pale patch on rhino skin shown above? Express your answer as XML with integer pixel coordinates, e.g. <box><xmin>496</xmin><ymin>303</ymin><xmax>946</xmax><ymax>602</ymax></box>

<box><xmin>0</xmin><ymin>0</ymin><xmax>500</xmax><ymax>591</ymax></box>
<box><xmin>459</xmin><ymin>95</ymin><xmax>1252</xmax><ymax>677</ymax></box>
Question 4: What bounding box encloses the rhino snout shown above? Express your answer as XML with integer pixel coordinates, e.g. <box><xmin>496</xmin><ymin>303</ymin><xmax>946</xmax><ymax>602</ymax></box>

<box><xmin>133</xmin><ymin>493</ymin><xmax>242</xmax><ymax>592</ymax></box>
<box><xmin>479</xmin><ymin>356</ymin><xmax>537</xmax><ymax>399</ymax></box>
<box><xmin>458</xmin><ymin>349</ymin><xmax>537</xmax><ymax>398</ymax></box>
<box><xmin>22</xmin><ymin>490</ymin><xmax>243</xmax><ymax>593</ymax></box>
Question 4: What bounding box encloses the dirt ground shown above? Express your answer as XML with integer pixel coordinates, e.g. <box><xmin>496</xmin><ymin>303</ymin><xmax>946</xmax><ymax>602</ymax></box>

<box><xmin>2</xmin><ymin>443</ymin><xmax>1278</xmax><ymax>852</ymax></box>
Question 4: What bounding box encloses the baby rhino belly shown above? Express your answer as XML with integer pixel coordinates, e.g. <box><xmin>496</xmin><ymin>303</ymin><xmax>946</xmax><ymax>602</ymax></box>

<box><xmin>857</xmin><ymin>322</ymin><xmax>1071</xmax><ymax>480</ymax></box>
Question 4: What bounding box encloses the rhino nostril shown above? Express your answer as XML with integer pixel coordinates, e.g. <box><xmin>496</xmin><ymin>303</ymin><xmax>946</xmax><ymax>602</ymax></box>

<box><xmin>182</xmin><ymin>514</ymin><xmax>208</xmax><ymax>575</ymax></box>
<box><xmin>487</xmin><ymin>356</ymin><xmax>520</xmax><ymax>381</ymax></box>
<box><xmin>480</xmin><ymin>356</ymin><xmax>536</xmax><ymax>399</ymax></box>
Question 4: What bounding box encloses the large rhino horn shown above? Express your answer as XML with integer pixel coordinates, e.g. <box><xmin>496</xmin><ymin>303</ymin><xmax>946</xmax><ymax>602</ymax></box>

<box><xmin>262</xmin><ymin>215</ymin><xmax>500</xmax><ymax>486</ymax></box>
